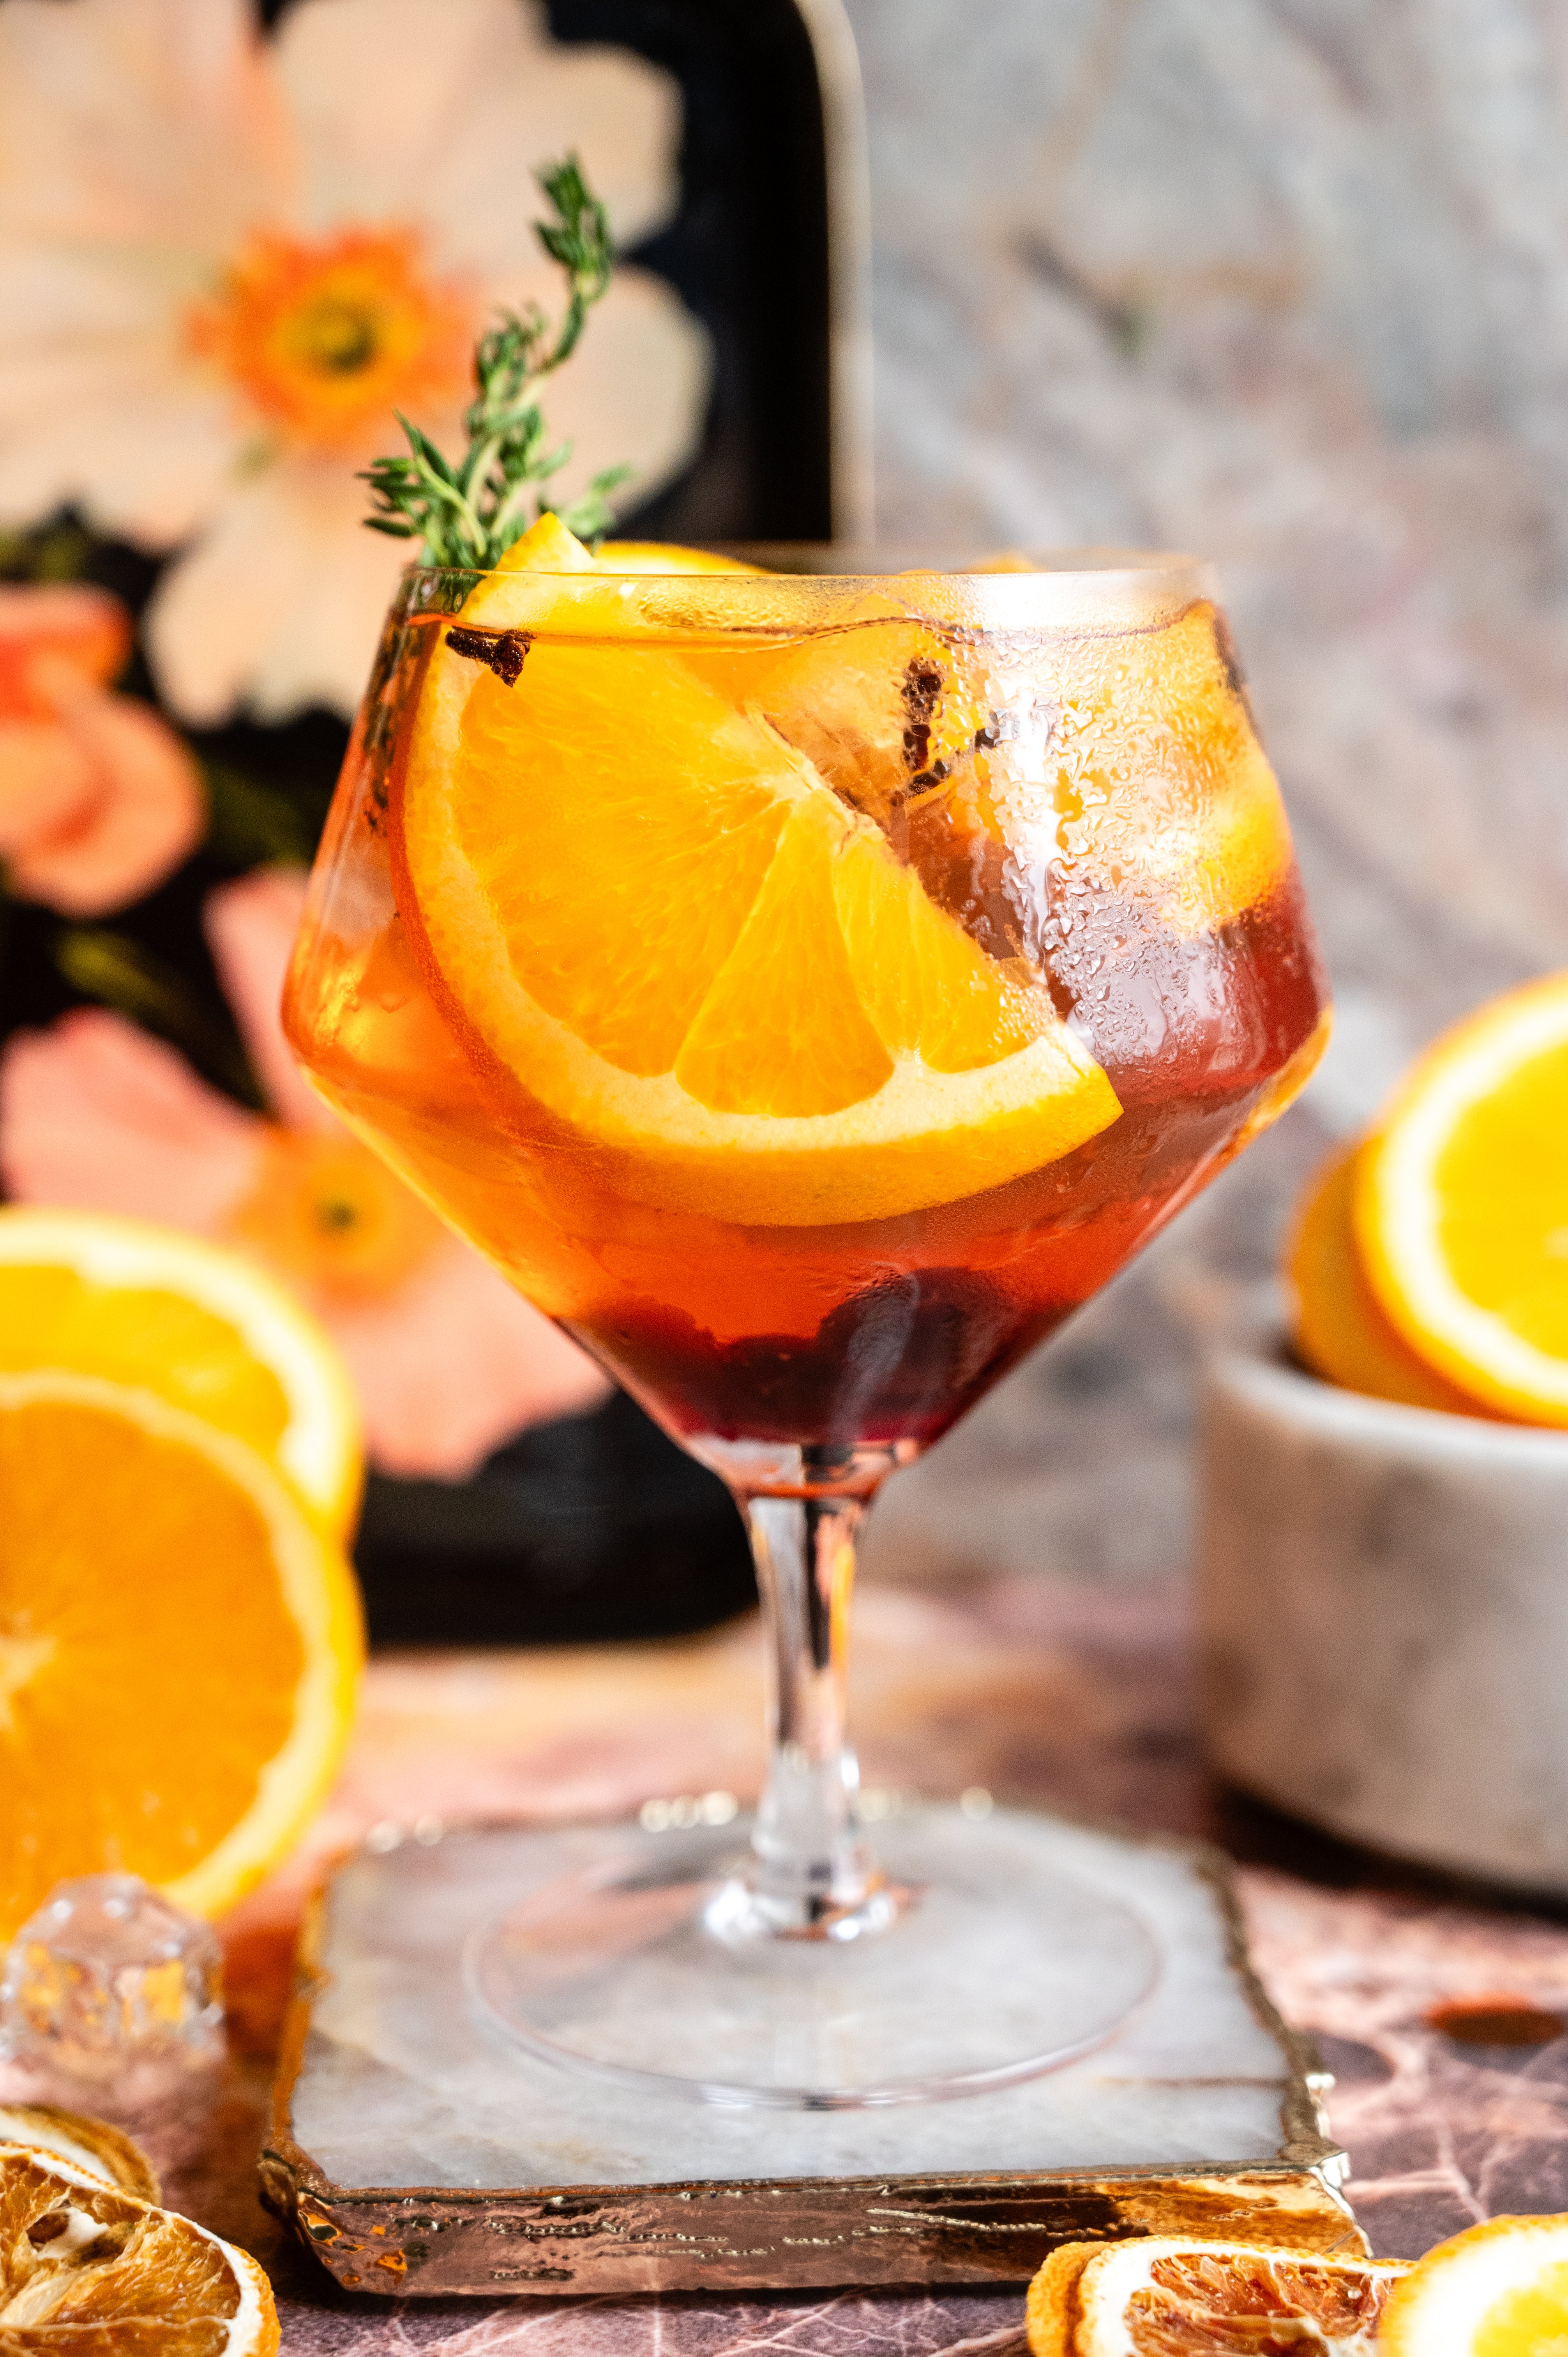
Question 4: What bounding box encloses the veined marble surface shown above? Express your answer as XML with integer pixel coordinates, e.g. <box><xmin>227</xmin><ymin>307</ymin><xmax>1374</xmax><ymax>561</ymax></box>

<box><xmin>841</xmin><ymin>0</ymin><xmax>1568</xmax><ymax>1588</ymax></box>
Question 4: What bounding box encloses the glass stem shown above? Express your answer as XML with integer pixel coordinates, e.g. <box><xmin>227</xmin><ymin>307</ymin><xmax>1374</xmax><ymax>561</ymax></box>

<box><xmin>702</xmin><ymin>1449</ymin><xmax>905</xmax><ymax>1944</ymax></box>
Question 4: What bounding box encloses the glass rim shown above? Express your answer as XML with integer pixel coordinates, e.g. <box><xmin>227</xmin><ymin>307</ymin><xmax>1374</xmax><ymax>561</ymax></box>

<box><xmin>394</xmin><ymin>547</ymin><xmax>1221</xmax><ymax>636</ymax></box>
<box><xmin>398</xmin><ymin>543</ymin><xmax>1210</xmax><ymax>585</ymax></box>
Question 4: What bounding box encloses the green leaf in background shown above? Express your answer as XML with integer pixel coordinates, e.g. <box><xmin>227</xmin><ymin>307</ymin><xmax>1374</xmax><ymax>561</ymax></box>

<box><xmin>54</xmin><ymin>926</ymin><xmax>263</xmax><ymax>1110</ymax></box>
<box><xmin>0</xmin><ymin>520</ymin><xmax>93</xmax><ymax>582</ymax></box>
<box><xmin>201</xmin><ymin>760</ymin><xmax>317</xmax><ymax>870</ymax></box>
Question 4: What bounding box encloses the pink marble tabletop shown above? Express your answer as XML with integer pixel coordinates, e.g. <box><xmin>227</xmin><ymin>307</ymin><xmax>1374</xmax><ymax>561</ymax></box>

<box><xmin>38</xmin><ymin>1579</ymin><xmax>1568</xmax><ymax>2352</ymax></box>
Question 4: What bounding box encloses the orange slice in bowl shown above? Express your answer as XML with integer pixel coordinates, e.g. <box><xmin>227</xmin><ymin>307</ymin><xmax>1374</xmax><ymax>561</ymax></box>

<box><xmin>1357</xmin><ymin>973</ymin><xmax>1568</xmax><ymax>1424</ymax></box>
<box><xmin>1026</xmin><ymin>2235</ymin><xmax>1406</xmax><ymax>2355</ymax></box>
<box><xmin>394</xmin><ymin>521</ymin><xmax>1121</xmax><ymax>1226</ymax></box>
<box><xmin>1288</xmin><ymin>1140</ymin><xmax>1503</xmax><ymax>1417</ymax></box>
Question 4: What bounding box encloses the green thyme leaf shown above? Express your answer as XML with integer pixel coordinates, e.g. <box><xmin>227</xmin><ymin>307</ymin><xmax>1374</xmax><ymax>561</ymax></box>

<box><xmin>360</xmin><ymin>154</ymin><xmax>628</xmax><ymax>568</ymax></box>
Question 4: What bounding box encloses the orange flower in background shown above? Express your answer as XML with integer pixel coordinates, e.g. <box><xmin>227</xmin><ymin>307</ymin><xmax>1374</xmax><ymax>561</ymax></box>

<box><xmin>187</xmin><ymin>226</ymin><xmax>475</xmax><ymax>454</ymax></box>
<box><xmin>0</xmin><ymin>866</ymin><xmax>609</xmax><ymax>1479</ymax></box>
<box><xmin>0</xmin><ymin>584</ymin><xmax>202</xmax><ymax>915</ymax></box>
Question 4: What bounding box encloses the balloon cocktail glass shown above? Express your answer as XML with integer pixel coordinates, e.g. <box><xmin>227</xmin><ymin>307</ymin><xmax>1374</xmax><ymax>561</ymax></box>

<box><xmin>284</xmin><ymin>537</ymin><xmax>1328</xmax><ymax>2107</ymax></box>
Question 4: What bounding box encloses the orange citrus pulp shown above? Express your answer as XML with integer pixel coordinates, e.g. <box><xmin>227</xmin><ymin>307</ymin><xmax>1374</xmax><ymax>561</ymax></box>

<box><xmin>1379</xmin><ymin>2211</ymin><xmax>1568</xmax><ymax>2356</ymax></box>
<box><xmin>1288</xmin><ymin>1141</ymin><xmax>1503</xmax><ymax>1418</ymax></box>
<box><xmin>0</xmin><ymin>1371</ymin><xmax>362</xmax><ymax>1939</ymax></box>
<box><xmin>0</xmin><ymin>2142</ymin><xmax>278</xmax><ymax>2351</ymax></box>
<box><xmin>1357</xmin><ymin>973</ymin><xmax>1568</xmax><ymax>1425</ymax></box>
<box><xmin>1027</xmin><ymin>2235</ymin><xmax>1405</xmax><ymax>2356</ymax></box>
<box><xmin>0</xmin><ymin>1208</ymin><xmax>363</xmax><ymax>1537</ymax></box>
<box><xmin>1048</xmin><ymin>601</ymin><xmax>1294</xmax><ymax>938</ymax></box>
<box><xmin>395</xmin><ymin>516</ymin><xmax>1122</xmax><ymax>1225</ymax></box>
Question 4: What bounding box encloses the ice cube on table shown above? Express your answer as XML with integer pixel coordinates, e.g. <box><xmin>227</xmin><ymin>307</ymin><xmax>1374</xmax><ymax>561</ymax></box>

<box><xmin>0</xmin><ymin>1874</ymin><xmax>223</xmax><ymax>2087</ymax></box>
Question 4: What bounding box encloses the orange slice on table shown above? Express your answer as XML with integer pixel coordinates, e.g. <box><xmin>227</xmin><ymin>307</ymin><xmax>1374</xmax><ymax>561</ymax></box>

<box><xmin>0</xmin><ymin>2106</ymin><xmax>158</xmax><ymax>2202</ymax></box>
<box><xmin>395</xmin><ymin>517</ymin><xmax>1121</xmax><ymax>1226</ymax></box>
<box><xmin>1288</xmin><ymin>1140</ymin><xmax>1504</xmax><ymax>1417</ymax></box>
<box><xmin>1356</xmin><ymin>973</ymin><xmax>1568</xmax><ymax>1425</ymax></box>
<box><xmin>1379</xmin><ymin>2210</ymin><xmax>1568</xmax><ymax>2354</ymax></box>
<box><xmin>1026</xmin><ymin>2235</ymin><xmax>1406</xmax><ymax>2356</ymax></box>
<box><xmin>0</xmin><ymin>2141</ymin><xmax>277</xmax><ymax>2352</ymax></box>
<box><xmin>0</xmin><ymin>1208</ymin><xmax>363</xmax><ymax>1540</ymax></box>
<box><xmin>0</xmin><ymin>1370</ymin><xmax>362</xmax><ymax>1941</ymax></box>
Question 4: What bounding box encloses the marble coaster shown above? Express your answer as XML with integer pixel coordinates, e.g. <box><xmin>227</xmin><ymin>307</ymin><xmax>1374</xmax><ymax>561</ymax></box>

<box><xmin>263</xmin><ymin>1808</ymin><xmax>1360</xmax><ymax>2295</ymax></box>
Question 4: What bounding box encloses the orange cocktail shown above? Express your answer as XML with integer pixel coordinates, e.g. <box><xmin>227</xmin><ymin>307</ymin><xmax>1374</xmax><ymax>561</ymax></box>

<box><xmin>285</xmin><ymin>528</ymin><xmax>1327</xmax><ymax>2104</ymax></box>
<box><xmin>288</xmin><ymin>529</ymin><xmax>1324</xmax><ymax>1476</ymax></box>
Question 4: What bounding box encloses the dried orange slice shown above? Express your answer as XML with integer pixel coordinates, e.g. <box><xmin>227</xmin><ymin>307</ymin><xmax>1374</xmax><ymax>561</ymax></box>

<box><xmin>0</xmin><ymin>1209</ymin><xmax>362</xmax><ymax>1539</ymax></box>
<box><xmin>397</xmin><ymin>519</ymin><xmax>1120</xmax><ymax>1225</ymax></box>
<box><xmin>0</xmin><ymin>2106</ymin><xmax>157</xmax><ymax>2202</ymax></box>
<box><xmin>1289</xmin><ymin>1141</ymin><xmax>1503</xmax><ymax>1417</ymax></box>
<box><xmin>0</xmin><ymin>1371</ymin><xmax>362</xmax><ymax>1940</ymax></box>
<box><xmin>0</xmin><ymin>2141</ymin><xmax>277</xmax><ymax>2351</ymax></box>
<box><xmin>1026</xmin><ymin>2235</ymin><xmax>1406</xmax><ymax>2355</ymax></box>
<box><xmin>1356</xmin><ymin>974</ymin><xmax>1568</xmax><ymax>1424</ymax></box>
<box><xmin>1379</xmin><ymin>2211</ymin><xmax>1568</xmax><ymax>2353</ymax></box>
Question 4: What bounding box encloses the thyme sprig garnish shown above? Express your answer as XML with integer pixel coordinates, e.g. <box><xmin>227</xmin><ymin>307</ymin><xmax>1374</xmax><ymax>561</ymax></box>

<box><xmin>360</xmin><ymin>155</ymin><xmax>630</xmax><ymax>567</ymax></box>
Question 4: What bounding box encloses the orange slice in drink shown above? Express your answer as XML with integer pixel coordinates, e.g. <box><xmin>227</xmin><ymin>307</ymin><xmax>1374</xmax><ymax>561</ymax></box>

<box><xmin>396</xmin><ymin>521</ymin><xmax>1120</xmax><ymax>1226</ymax></box>
<box><xmin>0</xmin><ymin>2142</ymin><xmax>279</xmax><ymax>2351</ymax></box>
<box><xmin>594</xmin><ymin>539</ymin><xmax>764</xmax><ymax>573</ymax></box>
<box><xmin>1356</xmin><ymin>973</ymin><xmax>1568</xmax><ymax>1424</ymax></box>
<box><xmin>1288</xmin><ymin>1141</ymin><xmax>1503</xmax><ymax>1417</ymax></box>
<box><xmin>1378</xmin><ymin>2211</ymin><xmax>1568</xmax><ymax>2354</ymax></box>
<box><xmin>1051</xmin><ymin>600</ymin><xmax>1295</xmax><ymax>937</ymax></box>
<box><xmin>1026</xmin><ymin>2235</ymin><xmax>1406</xmax><ymax>2355</ymax></box>
<box><xmin>0</xmin><ymin>1370</ymin><xmax>362</xmax><ymax>1938</ymax></box>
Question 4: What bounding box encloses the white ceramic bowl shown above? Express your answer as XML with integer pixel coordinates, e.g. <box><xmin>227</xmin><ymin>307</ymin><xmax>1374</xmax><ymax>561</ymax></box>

<box><xmin>1198</xmin><ymin>1327</ymin><xmax>1568</xmax><ymax>1894</ymax></box>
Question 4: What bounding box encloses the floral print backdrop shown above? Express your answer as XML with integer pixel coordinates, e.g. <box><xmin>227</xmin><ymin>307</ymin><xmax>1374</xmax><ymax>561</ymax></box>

<box><xmin>0</xmin><ymin>0</ymin><xmax>711</xmax><ymax>1481</ymax></box>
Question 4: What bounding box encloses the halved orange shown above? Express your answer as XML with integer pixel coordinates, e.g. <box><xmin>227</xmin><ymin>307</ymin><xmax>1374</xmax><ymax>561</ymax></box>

<box><xmin>1289</xmin><ymin>1140</ymin><xmax>1503</xmax><ymax>1417</ymax></box>
<box><xmin>396</xmin><ymin>519</ymin><xmax>1120</xmax><ymax>1225</ymax></box>
<box><xmin>1357</xmin><ymin>974</ymin><xmax>1568</xmax><ymax>1425</ymax></box>
<box><xmin>0</xmin><ymin>1208</ymin><xmax>363</xmax><ymax>1538</ymax></box>
<box><xmin>0</xmin><ymin>1370</ymin><xmax>362</xmax><ymax>1939</ymax></box>
<box><xmin>1026</xmin><ymin>2235</ymin><xmax>1405</xmax><ymax>2355</ymax></box>
<box><xmin>1379</xmin><ymin>2211</ymin><xmax>1568</xmax><ymax>2354</ymax></box>
<box><xmin>0</xmin><ymin>2141</ymin><xmax>277</xmax><ymax>2351</ymax></box>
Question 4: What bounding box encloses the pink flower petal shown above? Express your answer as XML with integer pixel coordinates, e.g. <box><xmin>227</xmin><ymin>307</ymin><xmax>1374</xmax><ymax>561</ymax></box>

<box><xmin>7</xmin><ymin>680</ymin><xmax>204</xmax><ymax>916</ymax></box>
<box><xmin>0</xmin><ymin>1007</ymin><xmax>263</xmax><ymax>1230</ymax></box>
<box><xmin>0</xmin><ymin>581</ymin><xmax>129</xmax><ymax>703</ymax></box>
<box><xmin>0</xmin><ymin>721</ymin><xmax>97</xmax><ymax>852</ymax></box>
<box><xmin>143</xmin><ymin>456</ymin><xmax>407</xmax><ymax>725</ymax></box>
<box><xmin>320</xmin><ymin>1235</ymin><xmax>610</xmax><ymax>1482</ymax></box>
<box><xmin>203</xmin><ymin>864</ymin><xmax>333</xmax><ymax>1131</ymax></box>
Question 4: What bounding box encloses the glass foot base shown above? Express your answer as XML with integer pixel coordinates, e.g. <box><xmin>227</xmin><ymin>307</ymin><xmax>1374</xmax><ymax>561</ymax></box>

<box><xmin>464</xmin><ymin>1804</ymin><xmax>1160</xmax><ymax>2109</ymax></box>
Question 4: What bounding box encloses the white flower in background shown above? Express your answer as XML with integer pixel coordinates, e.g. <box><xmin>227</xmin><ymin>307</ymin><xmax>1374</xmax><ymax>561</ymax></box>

<box><xmin>0</xmin><ymin>0</ymin><xmax>709</xmax><ymax>724</ymax></box>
